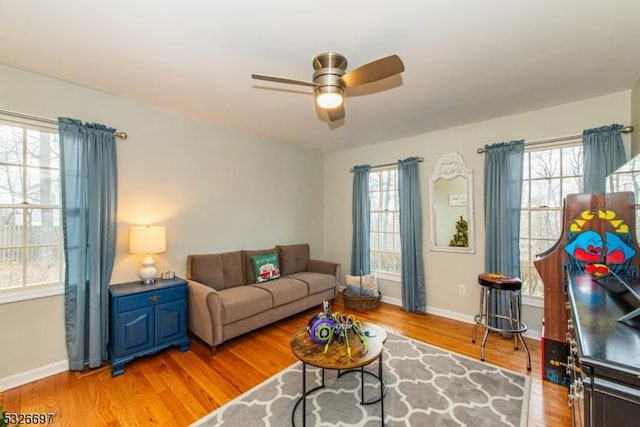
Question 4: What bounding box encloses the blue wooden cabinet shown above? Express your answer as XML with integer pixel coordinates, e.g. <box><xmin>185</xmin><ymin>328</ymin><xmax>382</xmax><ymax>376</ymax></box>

<box><xmin>108</xmin><ymin>277</ymin><xmax>190</xmax><ymax>376</ymax></box>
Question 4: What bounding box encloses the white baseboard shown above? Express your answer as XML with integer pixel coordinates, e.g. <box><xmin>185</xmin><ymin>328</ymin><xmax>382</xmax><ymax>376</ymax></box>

<box><xmin>378</xmin><ymin>296</ymin><xmax>542</xmax><ymax>341</ymax></box>
<box><xmin>0</xmin><ymin>359</ymin><xmax>68</xmax><ymax>391</ymax></box>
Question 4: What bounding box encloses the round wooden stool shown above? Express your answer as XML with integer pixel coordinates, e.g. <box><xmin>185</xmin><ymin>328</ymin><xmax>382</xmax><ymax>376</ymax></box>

<box><xmin>471</xmin><ymin>273</ymin><xmax>531</xmax><ymax>370</ymax></box>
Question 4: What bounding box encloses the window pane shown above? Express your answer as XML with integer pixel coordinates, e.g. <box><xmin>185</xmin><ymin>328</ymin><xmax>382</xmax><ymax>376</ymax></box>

<box><xmin>530</xmin><ymin>150</ymin><xmax>560</xmax><ymax>178</ymax></box>
<box><xmin>26</xmin><ymin>129</ymin><xmax>59</xmax><ymax>168</ymax></box>
<box><xmin>380</xmin><ymin>170</ymin><xmax>396</xmax><ymax>190</ymax></box>
<box><xmin>26</xmin><ymin>208</ymin><xmax>61</xmax><ymax>245</ymax></box>
<box><xmin>562</xmin><ymin>177</ymin><xmax>582</xmax><ymax>197</ymax></box>
<box><xmin>530</xmin><ymin>210</ymin><xmax>561</xmax><ymax>239</ymax></box>
<box><xmin>26</xmin><ymin>167</ymin><xmax>60</xmax><ymax>205</ymax></box>
<box><xmin>0</xmin><ymin>124</ymin><xmax>23</xmax><ymax>164</ymax></box>
<box><xmin>380</xmin><ymin>189</ymin><xmax>398</xmax><ymax>211</ymax></box>
<box><xmin>522</xmin><ymin>268</ymin><xmax>544</xmax><ymax>297</ymax></box>
<box><xmin>369</xmin><ymin>190</ymin><xmax>380</xmax><ymax>210</ymax></box>
<box><xmin>370</xmin><ymin>212</ymin><xmax>379</xmax><ymax>232</ymax></box>
<box><xmin>520</xmin><ymin>212</ymin><xmax>529</xmax><ymax>237</ymax></box>
<box><xmin>522</xmin><ymin>153</ymin><xmax>530</xmax><ymax>180</ymax></box>
<box><xmin>380</xmin><ymin>212</ymin><xmax>394</xmax><ymax>232</ymax></box>
<box><xmin>562</xmin><ymin>146</ymin><xmax>583</xmax><ymax>177</ymax></box>
<box><xmin>0</xmin><ymin>248</ymin><xmax>23</xmax><ymax>289</ymax></box>
<box><xmin>0</xmin><ymin>165</ymin><xmax>23</xmax><ymax>203</ymax></box>
<box><xmin>521</xmin><ymin>180</ymin><xmax>530</xmax><ymax>208</ymax></box>
<box><xmin>370</xmin><ymin>232</ymin><xmax>379</xmax><ymax>251</ymax></box>
<box><xmin>533</xmin><ymin>238</ymin><xmax>558</xmax><ymax>258</ymax></box>
<box><xmin>0</xmin><ymin>208</ymin><xmax>23</xmax><ymax>247</ymax></box>
<box><xmin>370</xmin><ymin>250</ymin><xmax>380</xmax><ymax>271</ymax></box>
<box><xmin>369</xmin><ymin>172</ymin><xmax>381</xmax><ymax>191</ymax></box>
<box><xmin>530</xmin><ymin>178</ymin><xmax>561</xmax><ymax>207</ymax></box>
<box><xmin>26</xmin><ymin>246</ymin><xmax>61</xmax><ymax>286</ymax></box>
<box><xmin>381</xmin><ymin>232</ymin><xmax>394</xmax><ymax>252</ymax></box>
<box><xmin>380</xmin><ymin>252</ymin><xmax>394</xmax><ymax>272</ymax></box>
<box><xmin>519</xmin><ymin>239</ymin><xmax>530</xmax><ymax>262</ymax></box>
<box><xmin>392</xmin><ymin>253</ymin><xmax>401</xmax><ymax>273</ymax></box>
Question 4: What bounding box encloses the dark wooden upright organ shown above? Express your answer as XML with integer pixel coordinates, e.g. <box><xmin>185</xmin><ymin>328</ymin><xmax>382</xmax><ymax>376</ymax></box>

<box><xmin>534</xmin><ymin>191</ymin><xmax>640</xmax><ymax>426</ymax></box>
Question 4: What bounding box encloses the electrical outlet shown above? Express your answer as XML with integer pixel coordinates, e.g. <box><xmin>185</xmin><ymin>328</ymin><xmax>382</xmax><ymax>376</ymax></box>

<box><xmin>458</xmin><ymin>284</ymin><xmax>466</xmax><ymax>296</ymax></box>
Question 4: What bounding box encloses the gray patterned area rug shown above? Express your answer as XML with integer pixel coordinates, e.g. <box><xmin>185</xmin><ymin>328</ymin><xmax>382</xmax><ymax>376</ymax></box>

<box><xmin>192</xmin><ymin>332</ymin><xmax>530</xmax><ymax>427</ymax></box>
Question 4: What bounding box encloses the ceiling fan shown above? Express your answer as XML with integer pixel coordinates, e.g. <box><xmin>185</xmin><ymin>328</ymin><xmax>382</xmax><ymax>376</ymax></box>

<box><xmin>251</xmin><ymin>52</ymin><xmax>405</xmax><ymax>122</ymax></box>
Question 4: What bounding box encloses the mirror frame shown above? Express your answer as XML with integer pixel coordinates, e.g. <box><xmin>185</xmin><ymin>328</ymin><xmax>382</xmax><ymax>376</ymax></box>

<box><xmin>428</xmin><ymin>152</ymin><xmax>475</xmax><ymax>253</ymax></box>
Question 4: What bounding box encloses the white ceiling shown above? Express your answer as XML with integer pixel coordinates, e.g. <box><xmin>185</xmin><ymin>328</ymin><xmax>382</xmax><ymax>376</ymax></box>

<box><xmin>1</xmin><ymin>1</ymin><xmax>640</xmax><ymax>153</ymax></box>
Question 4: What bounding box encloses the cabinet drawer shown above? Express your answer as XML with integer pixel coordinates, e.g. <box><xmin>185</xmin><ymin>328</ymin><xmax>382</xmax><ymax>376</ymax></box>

<box><xmin>117</xmin><ymin>286</ymin><xmax>186</xmax><ymax>312</ymax></box>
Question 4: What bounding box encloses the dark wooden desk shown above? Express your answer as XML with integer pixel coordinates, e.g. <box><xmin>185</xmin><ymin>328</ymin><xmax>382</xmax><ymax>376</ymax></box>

<box><xmin>567</xmin><ymin>273</ymin><xmax>640</xmax><ymax>427</ymax></box>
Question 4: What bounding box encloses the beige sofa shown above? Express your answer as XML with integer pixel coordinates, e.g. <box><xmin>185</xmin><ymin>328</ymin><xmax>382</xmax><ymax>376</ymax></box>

<box><xmin>186</xmin><ymin>243</ymin><xmax>340</xmax><ymax>353</ymax></box>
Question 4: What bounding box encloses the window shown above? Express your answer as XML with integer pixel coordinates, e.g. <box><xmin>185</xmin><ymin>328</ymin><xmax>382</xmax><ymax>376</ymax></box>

<box><xmin>607</xmin><ymin>155</ymin><xmax>640</xmax><ymax>239</ymax></box>
<box><xmin>519</xmin><ymin>142</ymin><xmax>583</xmax><ymax>299</ymax></box>
<box><xmin>369</xmin><ymin>168</ymin><xmax>401</xmax><ymax>279</ymax></box>
<box><xmin>0</xmin><ymin>117</ymin><xmax>64</xmax><ymax>303</ymax></box>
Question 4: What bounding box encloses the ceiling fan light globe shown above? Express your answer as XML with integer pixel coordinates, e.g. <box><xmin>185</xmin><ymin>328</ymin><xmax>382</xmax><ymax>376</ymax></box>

<box><xmin>316</xmin><ymin>91</ymin><xmax>343</xmax><ymax>109</ymax></box>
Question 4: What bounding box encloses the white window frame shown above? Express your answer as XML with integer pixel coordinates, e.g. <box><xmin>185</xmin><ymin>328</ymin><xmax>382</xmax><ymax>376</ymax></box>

<box><xmin>0</xmin><ymin>115</ymin><xmax>64</xmax><ymax>304</ymax></box>
<box><xmin>369</xmin><ymin>167</ymin><xmax>401</xmax><ymax>282</ymax></box>
<box><xmin>519</xmin><ymin>139</ymin><xmax>583</xmax><ymax>306</ymax></box>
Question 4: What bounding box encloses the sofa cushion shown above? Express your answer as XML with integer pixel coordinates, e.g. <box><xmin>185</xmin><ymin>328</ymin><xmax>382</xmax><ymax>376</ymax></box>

<box><xmin>286</xmin><ymin>271</ymin><xmax>335</xmax><ymax>295</ymax></box>
<box><xmin>242</xmin><ymin>248</ymin><xmax>277</xmax><ymax>284</ymax></box>
<box><xmin>277</xmin><ymin>244</ymin><xmax>310</xmax><ymax>276</ymax></box>
<box><xmin>218</xmin><ymin>286</ymin><xmax>273</xmax><ymax>324</ymax></box>
<box><xmin>188</xmin><ymin>251</ymin><xmax>245</xmax><ymax>290</ymax></box>
<box><xmin>251</xmin><ymin>253</ymin><xmax>281</xmax><ymax>283</ymax></box>
<box><xmin>253</xmin><ymin>277</ymin><xmax>308</xmax><ymax>307</ymax></box>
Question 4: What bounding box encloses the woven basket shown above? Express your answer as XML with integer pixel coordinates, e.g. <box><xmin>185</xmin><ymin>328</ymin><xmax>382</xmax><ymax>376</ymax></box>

<box><xmin>343</xmin><ymin>288</ymin><xmax>381</xmax><ymax>311</ymax></box>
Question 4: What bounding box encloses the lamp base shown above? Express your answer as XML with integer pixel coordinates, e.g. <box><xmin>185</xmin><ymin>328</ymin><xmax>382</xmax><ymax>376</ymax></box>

<box><xmin>139</xmin><ymin>254</ymin><xmax>157</xmax><ymax>284</ymax></box>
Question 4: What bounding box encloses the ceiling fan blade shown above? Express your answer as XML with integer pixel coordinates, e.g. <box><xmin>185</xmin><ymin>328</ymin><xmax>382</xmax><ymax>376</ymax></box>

<box><xmin>341</xmin><ymin>55</ymin><xmax>405</xmax><ymax>87</ymax></box>
<box><xmin>327</xmin><ymin>105</ymin><xmax>345</xmax><ymax>122</ymax></box>
<box><xmin>251</xmin><ymin>73</ymin><xmax>317</xmax><ymax>87</ymax></box>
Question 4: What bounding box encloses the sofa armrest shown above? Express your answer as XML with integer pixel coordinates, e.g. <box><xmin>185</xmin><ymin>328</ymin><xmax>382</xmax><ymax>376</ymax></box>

<box><xmin>187</xmin><ymin>279</ymin><xmax>224</xmax><ymax>347</ymax></box>
<box><xmin>307</xmin><ymin>259</ymin><xmax>341</xmax><ymax>287</ymax></box>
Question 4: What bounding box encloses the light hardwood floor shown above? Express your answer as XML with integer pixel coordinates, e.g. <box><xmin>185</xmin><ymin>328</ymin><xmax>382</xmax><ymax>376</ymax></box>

<box><xmin>3</xmin><ymin>295</ymin><xmax>571</xmax><ymax>426</ymax></box>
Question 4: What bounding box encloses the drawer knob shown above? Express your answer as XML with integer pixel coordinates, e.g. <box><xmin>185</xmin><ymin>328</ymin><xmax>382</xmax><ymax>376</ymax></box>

<box><xmin>149</xmin><ymin>295</ymin><xmax>161</xmax><ymax>303</ymax></box>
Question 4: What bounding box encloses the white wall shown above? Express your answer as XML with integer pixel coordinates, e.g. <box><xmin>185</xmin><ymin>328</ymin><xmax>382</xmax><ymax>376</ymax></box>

<box><xmin>324</xmin><ymin>91</ymin><xmax>632</xmax><ymax>332</ymax></box>
<box><xmin>632</xmin><ymin>78</ymin><xmax>640</xmax><ymax>156</ymax></box>
<box><xmin>0</xmin><ymin>65</ymin><xmax>325</xmax><ymax>386</ymax></box>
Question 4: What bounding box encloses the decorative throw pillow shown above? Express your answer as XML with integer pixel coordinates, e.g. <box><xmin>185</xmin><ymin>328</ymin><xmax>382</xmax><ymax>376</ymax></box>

<box><xmin>251</xmin><ymin>253</ymin><xmax>281</xmax><ymax>283</ymax></box>
<box><xmin>345</xmin><ymin>283</ymin><xmax>375</xmax><ymax>297</ymax></box>
<box><xmin>344</xmin><ymin>273</ymin><xmax>379</xmax><ymax>296</ymax></box>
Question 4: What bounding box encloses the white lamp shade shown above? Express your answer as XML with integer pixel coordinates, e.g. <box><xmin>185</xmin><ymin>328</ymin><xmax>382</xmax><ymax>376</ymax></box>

<box><xmin>129</xmin><ymin>226</ymin><xmax>166</xmax><ymax>254</ymax></box>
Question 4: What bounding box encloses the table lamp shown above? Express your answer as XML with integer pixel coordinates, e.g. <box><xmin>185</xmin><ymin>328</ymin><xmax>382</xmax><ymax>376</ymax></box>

<box><xmin>129</xmin><ymin>226</ymin><xmax>166</xmax><ymax>284</ymax></box>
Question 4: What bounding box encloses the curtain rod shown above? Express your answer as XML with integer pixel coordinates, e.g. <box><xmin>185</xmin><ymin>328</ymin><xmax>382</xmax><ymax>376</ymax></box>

<box><xmin>476</xmin><ymin>125</ymin><xmax>633</xmax><ymax>154</ymax></box>
<box><xmin>349</xmin><ymin>157</ymin><xmax>423</xmax><ymax>172</ymax></box>
<box><xmin>0</xmin><ymin>108</ymin><xmax>128</xmax><ymax>140</ymax></box>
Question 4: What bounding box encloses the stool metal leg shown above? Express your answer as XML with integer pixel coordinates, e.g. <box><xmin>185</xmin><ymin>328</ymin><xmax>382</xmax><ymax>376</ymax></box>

<box><xmin>509</xmin><ymin>291</ymin><xmax>519</xmax><ymax>350</ymax></box>
<box><xmin>472</xmin><ymin>286</ymin><xmax>486</xmax><ymax>344</ymax></box>
<box><xmin>514</xmin><ymin>291</ymin><xmax>532</xmax><ymax>370</ymax></box>
<box><xmin>480</xmin><ymin>288</ymin><xmax>492</xmax><ymax>361</ymax></box>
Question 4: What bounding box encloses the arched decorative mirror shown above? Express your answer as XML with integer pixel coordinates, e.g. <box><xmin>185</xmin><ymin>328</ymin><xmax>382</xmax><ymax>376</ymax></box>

<box><xmin>429</xmin><ymin>152</ymin><xmax>475</xmax><ymax>253</ymax></box>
